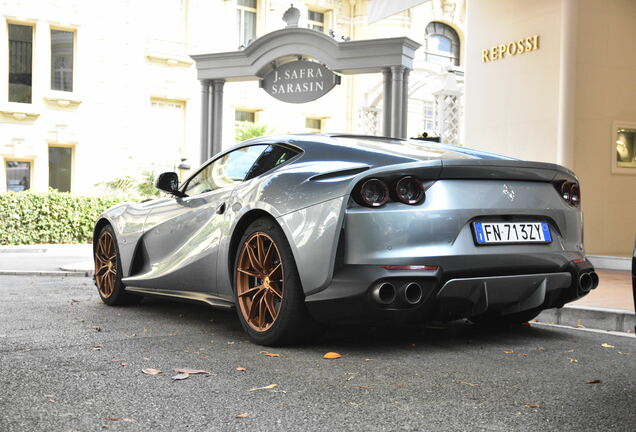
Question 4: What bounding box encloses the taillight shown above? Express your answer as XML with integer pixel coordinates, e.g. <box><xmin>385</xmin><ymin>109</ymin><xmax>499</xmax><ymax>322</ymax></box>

<box><xmin>359</xmin><ymin>178</ymin><xmax>389</xmax><ymax>207</ymax></box>
<box><xmin>554</xmin><ymin>180</ymin><xmax>580</xmax><ymax>207</ymax></box>
<box><xmin>394</xmin><ymin>176</ymin><xmax>424</xmax><ymax>205</ymax></box>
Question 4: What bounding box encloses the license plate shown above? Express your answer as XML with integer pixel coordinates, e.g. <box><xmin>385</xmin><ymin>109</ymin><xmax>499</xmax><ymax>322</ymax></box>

<box><xmin>473</xmin><ymin>222</ymin><xmax>552</xmax><ymax>245</ymax></box>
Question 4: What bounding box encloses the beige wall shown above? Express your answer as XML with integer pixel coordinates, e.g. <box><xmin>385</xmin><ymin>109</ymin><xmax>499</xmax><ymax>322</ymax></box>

<box><xmin>572</xmin><ymin>0</ymin><xmax>636</xmax><ymax>256</ymax></box>
<box><xmin>465</xmin><ymin>0</ymin><xmax>636</xmax><ymax>256</ymax></box>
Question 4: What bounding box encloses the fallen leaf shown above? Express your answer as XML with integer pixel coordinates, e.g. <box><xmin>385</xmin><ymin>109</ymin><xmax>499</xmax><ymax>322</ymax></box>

<box><xmin>503</xmin><ymin>350</ymin><xmax>514</xmax><ymax>354</ymax></box>
<box><xmin>323</xmin><ymin>352</ymin><xmax>342</xmax><ymax>359</ymax></box>
<box><xmin>459</xmin><ymin>381</ymin><xmax>479</xmax><ymax>387</ymax></box>
<box><xmin>235</xmin><ymin>367</ymin><xmax>246</xmax><ymax>372</ymax></box>
<box><xmin>260</xmin><ymin>351</ymin><xmax>280</xmax><ymax>357</ymax></box>
<box><xmin>521</xmin><ymin>322</ymin><xmax>531</xmax><ymax>327</ymax></box>
<box><xmin>174</xmin><ymin>368</ymin><xmax>209</xmax><ymax>375</ymax></box>
<box><xmin>143</xmin><ymin>357</ymin><xmax>150</xmax><ymax>361</ymax></box>
<box><xmin>585</xmin><ymin>379</ymin><xmax>601</xmax><ymax>384</ymax></box>
<box><xmin>523</xmin><ymin>404</ymin><xmax>540</xmax><ymax>408</ymax></box>
<box><xmin>227</xmin><ymin>341</ymin><xmax>235</xmax><ymax>345</ymax></box>
<box><xmin>575</xmin><ymin>324</ymin><xmax>586</xmax><ymax>328</ymax></box>
<box><xmin>101</xmin><ymin>425</ymin><xmax>109</xmax><ymax>429</ymax></box>
<box><xmin>123</xmin><ymin>418</ymin><xmax>134</xmax><ymax>423</ymax></box>
<box><xmin>518</xmin><ymin>353</ymin><xmax>528</xmax><ymax>357</ymax></box>
<box><xmin>248</xmin><ymin>384</ymin><xmax>278</xmax><ymax>392</ymax></box>
<box><xmin>172</xmin><ymin>373</ymin><xmax>189</xmax><ymax>380</ymax></box>
<box><xmin>538</xmin><ymin>347</ymin><xmax>545</xmax><ymax>352</ymax></box>
<box><xmin>564</xmin><ymin>349</ymin><xmax>575</xmax><ymax>353</ymax></box>
<box><xmin>141</xmin><ymin>368</ymin><xmax>162</xmax><ymax>375</ymax></box>
<box><xmin>235</xmin><ymin>413</ymin><xmax>249</xmax><ymax>419</ymax></box>
<box><xmin>120</xmin><ymin>362</ymin><xmax>128</xmax><ymax>367</ymax></box>
<box><xmin>108</xmin><ymin>417</ymin><xmax>122</xmax><ymax>421</ymax></box>
<box><xmin>618</xmin><ymin>351</ymin><xmax>631</xmax><ymax>355</ymax></box>
<box><xmin>568</xmin><ymin>358</ymin><xmax>578</xmax><ymax>363</ymax></box>
<box><xmin>601</xmin><ymin>343</ymin><xmax>615</xmax><ymax>349</ymax></box>
<box><xmin>357</xmin><ymin>385</ymin><xmax>374</xmax><ymax>390</ymax></box>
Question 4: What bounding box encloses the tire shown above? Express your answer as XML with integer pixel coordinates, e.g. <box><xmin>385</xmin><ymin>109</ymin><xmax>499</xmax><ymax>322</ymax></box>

<box><xmin>233</xmin><ymin>217</ymin><xmax>320</xmax><ymax>346</ymax></box>
<box><xmin>94</xmin><ymin>225</ymin><xmax>142</xmax><ymax>306</ymax></box>
<box><xmin>470</xmin><ymin>307</ymin><xmax>542</xmax><ymax>326</ymax></box>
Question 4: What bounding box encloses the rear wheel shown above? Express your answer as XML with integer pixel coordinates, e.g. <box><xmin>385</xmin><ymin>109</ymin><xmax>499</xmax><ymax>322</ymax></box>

<box><xmin>94</xmin><ymin>225</ymin><xmax>141</xmax><ymax>306</ymax></box>
<box><xmin>470</xmin><ymin>307</ymin><xmax>542</xmax><ymax>325</ymax></box>
<box><xmin>233</xmin><ymin>218</ymin><xmax>319</xmax><ymax>346</ymax></box>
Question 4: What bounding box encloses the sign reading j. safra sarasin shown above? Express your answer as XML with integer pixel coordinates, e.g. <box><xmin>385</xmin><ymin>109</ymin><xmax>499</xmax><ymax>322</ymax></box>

<box><xmin>482</xmin><ymin>35</ymin><xmax>540</xmax><ymax>62</ymax></box>
<box><xmin>261</xmin><ymin>60</ymin><xmax>340</xmax><ymax>103</ymax></box>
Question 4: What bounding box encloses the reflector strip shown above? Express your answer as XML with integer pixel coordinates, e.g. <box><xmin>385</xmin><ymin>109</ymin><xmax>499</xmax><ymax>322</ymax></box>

<box><xmin>381</xmin><ymin>265</ymin><xmax>439</xmax><ymax>271</ymax></box>
<box><xmin>570</xmin><ymin>258</ymin><xmax>587</xmax><ymax>264</ymax></box>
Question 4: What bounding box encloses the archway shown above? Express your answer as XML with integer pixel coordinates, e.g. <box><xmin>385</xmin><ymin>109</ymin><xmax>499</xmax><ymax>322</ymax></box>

<box><xmin>191</xmin><ymin>25</ymin><xmax>420</xmax><ymax>160</ymax></box>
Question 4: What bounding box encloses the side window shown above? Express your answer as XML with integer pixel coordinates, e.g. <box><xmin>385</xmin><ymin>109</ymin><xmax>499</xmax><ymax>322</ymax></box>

<box><xmin>185</xmin><ymin>145</ymin><xmax>267</xmax><ymax>195</ymax></box>
<box><xmin>245</xmin><ymin>145</ymin><xmax>300</xmax><ymax>180</ymax></box>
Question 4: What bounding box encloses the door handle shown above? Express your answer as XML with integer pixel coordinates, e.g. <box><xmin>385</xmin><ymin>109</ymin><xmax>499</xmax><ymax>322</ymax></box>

<box><xmin>216</xmin><ymin>202</ymin><xmax>226</xmax><ymax>215</ymax></box>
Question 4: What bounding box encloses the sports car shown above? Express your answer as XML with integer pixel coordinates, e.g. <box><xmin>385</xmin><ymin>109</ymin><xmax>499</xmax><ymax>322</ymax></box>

<box><xmin>93</xmin><ymin>134</ymin><xmax>598</xmax><ymax>345</ymax></box>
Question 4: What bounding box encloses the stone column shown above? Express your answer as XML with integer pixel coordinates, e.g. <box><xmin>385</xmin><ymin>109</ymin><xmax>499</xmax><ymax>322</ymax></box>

<box><xmin>382</xmin><ymin>68</ymin><xmax>392</xmax><ymax>137</ymax></box>
<box><xmin>390</xmin><ymin>65</ymin><xmax>405</xmax><ymax>138</ymax></box>
<box><xmin>200</xmin><ymin>80</ymin><xmax>210</xmax><ymax>163</ymax></box>
<box><xmin>401</xmin><ymin>68</ymin><xmax>410</xmax><ymax>138</ymax></box>
<box><xmin>211</xmin><ymin>79</ymin><xmax>225</xmax><ymax>157</ymax></box>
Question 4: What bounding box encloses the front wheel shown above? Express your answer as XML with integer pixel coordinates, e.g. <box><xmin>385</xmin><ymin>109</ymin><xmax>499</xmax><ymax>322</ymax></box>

<box><xmin>94</xmin><ymin>225</ymin><xmax>141</xmax><ymax>306</ymax></box>
<box><xmin>233</xmin><ymin>218</ymin><xmax>319</xmax><ymax>346</ymax></box>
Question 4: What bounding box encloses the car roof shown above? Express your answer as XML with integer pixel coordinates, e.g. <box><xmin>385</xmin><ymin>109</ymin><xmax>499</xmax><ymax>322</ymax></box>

<box><xmin>243</xmin><ymin>133</ymin><xmax>517</xmax><ymax>163</ymax></box>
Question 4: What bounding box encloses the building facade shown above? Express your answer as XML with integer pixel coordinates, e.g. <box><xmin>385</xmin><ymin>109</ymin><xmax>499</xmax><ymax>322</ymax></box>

<box><xmin>0</xmin><ymin>0</ymin><xmax>466</xmax><ymax>195</ymax></box>
<box><xmin>464</xmin><ymin>0</ymin><xmax>636</xmax><ymax>256</ymax></box>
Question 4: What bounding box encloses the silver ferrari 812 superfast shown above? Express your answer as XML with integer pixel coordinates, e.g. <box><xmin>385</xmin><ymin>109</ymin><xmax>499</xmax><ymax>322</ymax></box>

<box><xmin>93</xmin><ymin>134</ymin><xmax>598</xmax><ymax>345</ymax></box>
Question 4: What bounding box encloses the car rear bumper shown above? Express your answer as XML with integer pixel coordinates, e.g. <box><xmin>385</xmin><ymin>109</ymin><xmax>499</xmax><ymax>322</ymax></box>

<box><xmin>304</xmin><ymin>256</ymin><xmax>596</xmax><ymax>324</ymax></box>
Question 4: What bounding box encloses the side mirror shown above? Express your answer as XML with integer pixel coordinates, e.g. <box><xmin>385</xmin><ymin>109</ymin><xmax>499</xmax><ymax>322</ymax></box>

<box><xmin>155</xmin><ymin>172</ymin><xmax>186</xmax><ymax>197</ymax></box>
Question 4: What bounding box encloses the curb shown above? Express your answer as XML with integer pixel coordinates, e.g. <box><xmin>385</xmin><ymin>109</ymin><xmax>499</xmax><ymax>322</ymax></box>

<box><xmin>0</xmin><ymin>270</ymin><xmax>91</xmax><ymax>277</ymax></box>
<box><xmin>536</xmin><ymin>304</ymin><xmax>635</xmax><ymax>333</ymax></box>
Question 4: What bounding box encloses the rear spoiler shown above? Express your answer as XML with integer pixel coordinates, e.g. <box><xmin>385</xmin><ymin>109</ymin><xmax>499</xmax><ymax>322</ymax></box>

<box><xmin>439</xmin><ymin>159</ymin><xmax>576</xmax><ymax>182</ymax></box>
<box><xmin>347</xmin><ymin>159</ymin><xmax>577</xmax><ymax>189</ymax></box>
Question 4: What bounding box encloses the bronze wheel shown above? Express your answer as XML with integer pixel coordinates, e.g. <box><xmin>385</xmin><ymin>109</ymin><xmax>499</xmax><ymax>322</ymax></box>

<box><xmin>235</xmin><ymin>232</ymin><xmax>284</xmax><ymax>332</ymax></box>
<box><xmin>95</xmin><ymin>230</ymin><xmax>117</xmax><ymax>298</ymax></box>
<box><xmin>93</xmin><ymin>224</ymin><xmax>141</xmax><ymax>306</ymax></box>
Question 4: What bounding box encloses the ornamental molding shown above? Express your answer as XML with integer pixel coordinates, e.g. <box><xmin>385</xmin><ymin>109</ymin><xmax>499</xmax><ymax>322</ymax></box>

<box><xmin>0</xmin><ymin>110</ymin><xmax>40</xmax><ymax>121</ymax></box>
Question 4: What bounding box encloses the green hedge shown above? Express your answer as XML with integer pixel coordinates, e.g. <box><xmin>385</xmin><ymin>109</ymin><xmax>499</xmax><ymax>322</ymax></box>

<box><xmin>0</xmin><ymin>190</ymin><xmax>125</xmax><ymax>245</ymax></box>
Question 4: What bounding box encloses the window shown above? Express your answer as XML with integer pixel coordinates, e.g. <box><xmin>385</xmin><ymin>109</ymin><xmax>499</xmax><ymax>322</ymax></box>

<box><xmin>425</xmin><ymin>22</ymin><xmax>460</xmax><ymax>66</ymax></box>
<box><xmin>422</xmin><ymin>101</ymin><xmax>435</xmax><ymax>133</ymax></box>
<box><xmin>185</xmin><ymin>145</ymin><xmax>267</xmax><ymax>195</ymax></box>
<box><xmin>235</xmin><ymin>110</ymin><xmax>256</xmax><ymax>123</ymax></box>
<box><xmin>49</xmin><ymin>147</ymin><xmax>72</xmax><ymax>192</ymax></box>
<box><xmin>8</xmin><ymin>24</ymin><xmax>33</xmax><ymax>103</ymax></box>
<box><xmin>246</xmin><ymin>145</ymin><xmax>300</xmax><ymax>179</ymax></box>
<box><xmin>150</xmin><ymin>99</ymin><xmax>186</xmax><ymax>172</ymax></box>
<box><xmin>51</xmin><ymin>30</ymin><xmax>74</xmax><ymax>92</ymax></box>
<box><xmin>305</xmin><ymin>118</ymin><xmax>323</xmax><ymax>133</ymax></box>
<box><xmin>308</xmin><ymin>10</ymin><xmax>324</xmax><ymax>31</ymax></box>
<box><xmin>237</xmin><ymin>0</ymin><xmax>257</xmax><ymax>47</ymax></box>
<box><xmin>5</xmin><ymin>161</ymin><xmax>31</xmax><ymax>192</ymax></box>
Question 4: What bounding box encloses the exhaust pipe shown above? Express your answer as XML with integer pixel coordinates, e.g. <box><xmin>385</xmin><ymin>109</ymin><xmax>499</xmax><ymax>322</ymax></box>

<box><xmin>402</xmin><ymin>282</ymin><xmax>423</xmax><ymax>305</ymax></box>
<box><xmin>578</xmin><ymin>272</ymin><xmax>593</xmax><ymax>294</ymax></box>
<box><xmin>371</xmin><ymin>283</ymin><xmax>396</xmax><ymax>305</ymax></box>
<box><xmin>589</xmin><ymin>271</ymin><xmax>599</xmax><ymax>290</ymax></box>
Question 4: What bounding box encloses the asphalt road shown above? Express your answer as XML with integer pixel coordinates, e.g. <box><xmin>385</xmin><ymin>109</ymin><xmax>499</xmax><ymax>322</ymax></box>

<box><xmin>0</xmin><ymin>276</ymin><xmax>634</xmax><ymax>432</ymax></box>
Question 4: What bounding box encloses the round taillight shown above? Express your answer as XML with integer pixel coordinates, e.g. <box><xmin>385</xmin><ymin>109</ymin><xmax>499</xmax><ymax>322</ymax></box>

<box><xmin>395</xmin><ymin>176</ymin><xmax>424</xmax><ymax>205</ymax></box>
<box><xmin>359</xmin><ymin>178</ymin><xmax>389</xmax><ymax>207</ymax></box>
<box><xmin>560</xmin><ymin>182</ymin><xmax>571</xmax><ymax>202</ymax></box>
<box><xmin>570</xmin><ymin>183</ymin><xmax>580</xmax><ymax>206</ymax></box>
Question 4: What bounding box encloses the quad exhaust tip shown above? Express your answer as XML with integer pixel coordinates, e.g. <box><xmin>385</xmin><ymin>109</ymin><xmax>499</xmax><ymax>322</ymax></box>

<box><xmin>371</xmin><ymin>283</ymin><xmax>396</xmax><ymax>305</ymax></box>
<box><xmin>403</xmin><ymin>282</ymin><xmax>423</xmax><ymax>305</ymax></box>
<box><xmin>578</xmin><ymin>271</ymin><xmax>599</xmax><ymax>294</ymax></box>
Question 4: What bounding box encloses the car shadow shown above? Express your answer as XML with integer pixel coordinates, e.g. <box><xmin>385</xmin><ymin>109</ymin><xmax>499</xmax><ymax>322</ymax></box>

<box><xmin>128</xmin><ymin>296</ymin><xmax>573</xmax><ymax>352</ymax></box>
